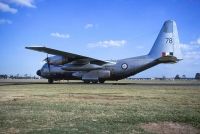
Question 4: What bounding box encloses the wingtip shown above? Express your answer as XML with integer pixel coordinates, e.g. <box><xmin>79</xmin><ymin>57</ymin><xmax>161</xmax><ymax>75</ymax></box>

<box><xmin>25</xmin><ymin>46</ymin><xmax>46</xmax><ymax>49</ymax></box>
<box><xmin>25</xmin><ymin>46</ymin><xmax>31</xmax><ymax>50</ymax></box>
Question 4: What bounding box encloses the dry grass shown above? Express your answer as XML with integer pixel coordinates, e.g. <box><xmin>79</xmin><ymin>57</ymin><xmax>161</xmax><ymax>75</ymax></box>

<box><xmin>0</xmin><ymin>80</ymin><xmax>199</xmax><ymax>133</ymax></box>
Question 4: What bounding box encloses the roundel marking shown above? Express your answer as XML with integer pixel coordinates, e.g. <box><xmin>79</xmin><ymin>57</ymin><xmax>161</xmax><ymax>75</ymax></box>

<box><xmin>121</xmin><ymin>63</ymin><xmax>128</xmax><ymax>70</ymax></box>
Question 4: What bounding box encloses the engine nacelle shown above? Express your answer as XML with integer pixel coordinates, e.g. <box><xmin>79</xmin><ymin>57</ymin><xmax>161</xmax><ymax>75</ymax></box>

<box><xmin>62</xmin><ymin>64</ymin><xmax>102</xmax><ymax>71</ymax></box>
<box><xmin>46</xmin><ymin>56</ymin><xmax>68</xmax><ymax>65</ymax></box>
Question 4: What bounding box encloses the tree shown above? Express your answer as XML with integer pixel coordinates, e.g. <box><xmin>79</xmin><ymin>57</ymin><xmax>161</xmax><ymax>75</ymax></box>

<box><xmin>162</xmin><ymin>76</ymin><xmax>166</xmax><ymax>80</ymax></box>
<box><xmin>195</xmin><ymin>73</ymin><xmax>200</xmax><ymax>80</ymax></box>
<box><xmin>182</xmin><ymin>75</ymin><xmax>186</xmax><ymax>79</ymax></box>
<box><xmin>175</xmin><ymin>74</ymin><xmax>180</xmax><ymax>79</ymax></box>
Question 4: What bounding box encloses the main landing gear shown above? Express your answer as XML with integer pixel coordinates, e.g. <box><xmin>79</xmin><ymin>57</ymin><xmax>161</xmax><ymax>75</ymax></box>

<box><xmin>48</xmin><ymin>79</ymin><xmax>54</xmax><ymax>84</ymax></box>
<box><xmin>47</xmin><ymin>79</ymin><xmax>105</xmax><ymax>84</ymax></box>
<box><xmin>83</xmin><ymin>80</ymin><xmax>105</xmax><ymax>84</ymax></box>
<box><xmin>99</xmin><ymin>80</ymin><xmax>105</xmax><ymax>84</ymax></box>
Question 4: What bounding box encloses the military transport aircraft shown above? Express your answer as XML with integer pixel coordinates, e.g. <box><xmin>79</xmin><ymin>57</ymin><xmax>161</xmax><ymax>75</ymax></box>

<box><xmin>26</xmin><ymin>20</ymin><xmax>182</xmax><ymax>84</ymax></box>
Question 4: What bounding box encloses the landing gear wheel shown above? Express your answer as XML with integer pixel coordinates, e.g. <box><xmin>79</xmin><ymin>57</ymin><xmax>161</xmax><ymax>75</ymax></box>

<box><xmin>83</xmin><ymin>80</ymin><xmax>90</xmax><ymax>84</ymax></box>
<box><xmin>48</xmin><ymin>79</ymin><xmax>54</xmax><ymax>84</ymax></box>
<box><xmin>99</xmin><ymin>80</ymin><xmax>105</xmax><ymax>84</ymax></box>
<box><xmin>92</xmin><ymin>81</ymin><xmax>98</xmax><ymax>84</ymax></box>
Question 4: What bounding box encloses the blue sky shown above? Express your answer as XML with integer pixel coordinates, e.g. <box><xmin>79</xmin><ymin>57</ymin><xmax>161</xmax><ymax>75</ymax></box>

<box><xmin>0</xmin><ymin>0</ymin><xmax>200</xmax><ymax>77</ymax></box>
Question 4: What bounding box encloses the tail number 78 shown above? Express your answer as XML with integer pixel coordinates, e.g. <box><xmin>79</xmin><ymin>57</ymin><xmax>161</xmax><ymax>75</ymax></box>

<box><xmin>166</xmin><ymin>38</ymin><xmax>173</xmax><ymax>44</ymax></box>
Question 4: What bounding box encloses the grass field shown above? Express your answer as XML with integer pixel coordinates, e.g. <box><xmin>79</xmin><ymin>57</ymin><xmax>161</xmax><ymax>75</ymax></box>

<box><xmin>0</xmin><ymin>80</ymin><xmax>200</xmax><ymax>134</ymax></box>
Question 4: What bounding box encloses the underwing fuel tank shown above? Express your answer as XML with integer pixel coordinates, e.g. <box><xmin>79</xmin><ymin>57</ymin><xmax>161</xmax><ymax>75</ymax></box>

<box><xmin>61</xmin><ymin>64</ymin><xmax>103</xmax><ymax>71</ymax></box>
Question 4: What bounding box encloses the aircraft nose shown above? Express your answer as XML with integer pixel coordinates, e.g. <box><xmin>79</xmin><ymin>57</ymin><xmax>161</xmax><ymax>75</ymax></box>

<box><xmin>36</xmin><ymin>70</ymin><xmax>41</xmax><ymax>76</ymax></box>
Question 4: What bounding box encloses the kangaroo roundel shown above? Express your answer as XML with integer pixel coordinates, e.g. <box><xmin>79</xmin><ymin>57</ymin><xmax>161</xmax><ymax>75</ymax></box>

<box><xmin>121</xmin><ymin>63</ymin><xmax>128</xmax><ymax>70</ymax></box>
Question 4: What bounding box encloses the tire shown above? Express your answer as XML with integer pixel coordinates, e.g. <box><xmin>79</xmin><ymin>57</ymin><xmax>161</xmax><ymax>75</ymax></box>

<box><xmin>48</xmin><ymin>79</ymin><xmax>54</xmax><ymax>84</ymax></box>
<box><xmin>92</xmin><ymin>81</ymin><xmax>98</xmax><ymax>84</ymax></box>
<box><xmin>99</xmin><ymin>80</ymin><xmax>105</xmax><ymax>84</ymax></box>
<box><xmin>83</xmin><ymin>80</ymin><xmax>90</xmax><ymax>84</ymax></box>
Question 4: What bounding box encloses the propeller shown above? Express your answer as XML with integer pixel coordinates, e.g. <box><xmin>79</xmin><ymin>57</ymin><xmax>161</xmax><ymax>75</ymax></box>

<box><xmin>46</xmin><ymin>53</ymin><xmax>50</xmax><ymax>72</ymax></box>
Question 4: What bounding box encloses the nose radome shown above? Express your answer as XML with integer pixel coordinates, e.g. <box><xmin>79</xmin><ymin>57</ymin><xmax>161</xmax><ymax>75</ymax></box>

<box><xmin>36</xmin><ymin>70</ymin><xmax>41</xmax><ymax>76</ymax></box>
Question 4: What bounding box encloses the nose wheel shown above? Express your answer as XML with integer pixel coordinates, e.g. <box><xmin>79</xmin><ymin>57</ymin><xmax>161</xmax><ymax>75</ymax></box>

<box><xmin>48</xmin><ymin>79</ymin><xmax>54</xmax><ymax>84</ymax></box>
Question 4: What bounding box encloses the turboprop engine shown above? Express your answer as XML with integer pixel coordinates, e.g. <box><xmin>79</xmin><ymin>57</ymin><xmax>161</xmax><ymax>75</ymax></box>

<box><xmin>45</xmin><ymin>56</ymin><xmax>68</xmax><ymax>65</ymax></box>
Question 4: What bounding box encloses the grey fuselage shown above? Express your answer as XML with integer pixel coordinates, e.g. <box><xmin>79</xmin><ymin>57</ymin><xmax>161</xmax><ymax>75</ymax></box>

<box><xmin>37</xmin><ymin>55</ymin><xmax>174</xmax><ymax>81</ymax></box>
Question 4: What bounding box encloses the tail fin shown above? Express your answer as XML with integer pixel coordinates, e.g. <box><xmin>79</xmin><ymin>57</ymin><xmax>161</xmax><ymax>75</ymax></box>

<box><xmin>148</xmin><ymin>20</ymin><xmax>182</xmax><ymax>61</ymax></box>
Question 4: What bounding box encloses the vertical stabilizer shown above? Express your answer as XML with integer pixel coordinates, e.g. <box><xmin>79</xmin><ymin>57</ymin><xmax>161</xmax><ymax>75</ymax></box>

<box><xmin>148</xmin><ymin>20</ymin><xmax>182</xmax><ymax>61</ymax></box>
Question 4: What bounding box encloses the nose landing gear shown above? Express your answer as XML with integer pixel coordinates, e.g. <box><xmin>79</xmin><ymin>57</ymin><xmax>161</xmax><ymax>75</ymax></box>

<box><xmin>36</xmin><ymin>70</ymin><xmax>41</xmax><ymax>76</ymax></box>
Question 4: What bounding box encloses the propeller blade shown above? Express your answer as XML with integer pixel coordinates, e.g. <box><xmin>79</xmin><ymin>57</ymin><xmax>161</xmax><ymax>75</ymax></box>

<box><xmin>46</xmin><ymin>54</ymin><xmax>50</xmax><ymax>72</ymax></box>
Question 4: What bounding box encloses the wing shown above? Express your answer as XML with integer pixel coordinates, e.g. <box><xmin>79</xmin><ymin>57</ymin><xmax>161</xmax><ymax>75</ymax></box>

<box><xmin>25</xmin><ymin>46</ymin><xmax>109</xmax><ymax>65</ymax></box>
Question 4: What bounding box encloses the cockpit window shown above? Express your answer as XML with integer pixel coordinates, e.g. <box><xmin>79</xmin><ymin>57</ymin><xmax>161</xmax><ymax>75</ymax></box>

<box><xmin>42</xmin><ymin>63</ymin><xmax>48</xmax><ymax>68</ymax></box>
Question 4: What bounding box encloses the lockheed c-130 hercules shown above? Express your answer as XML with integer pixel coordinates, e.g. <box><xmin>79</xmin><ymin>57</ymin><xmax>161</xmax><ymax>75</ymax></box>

<box><xmin>26</xmin><ymin>20</ymin><xmax>182</xmax><ymax>84</ymax></box>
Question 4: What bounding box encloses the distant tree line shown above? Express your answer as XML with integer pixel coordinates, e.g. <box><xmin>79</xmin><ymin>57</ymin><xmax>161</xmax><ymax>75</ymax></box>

<box><xmin>129</xmin><ymin>73</ymin><xmax>200</xmax><ymax>80</ymax></box>
<box><xmin>174</xmin><ymin>73</ymin><xmax>200</xmax><ymax>80</ymax></box>
<box><xmin>0</xmin><ymin>75</ymin><xmax>8</xmax><ymax>79</ymax></box>
<box><xmin>195</xmin><ymin>73</ymin><xmax>200</xmax><ymax>80</ymax></box>
<box><xmin>0</xmin><ymin>74</ymin><xmax>39</xmax><ymax>79</ymax></box>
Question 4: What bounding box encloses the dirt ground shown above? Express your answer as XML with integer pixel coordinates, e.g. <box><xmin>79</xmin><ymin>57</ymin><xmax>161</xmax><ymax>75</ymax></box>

<box><xmin>139</xmin><ymin>122</ymin><xmax>200</xmax><ymax>134</ymax></box>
